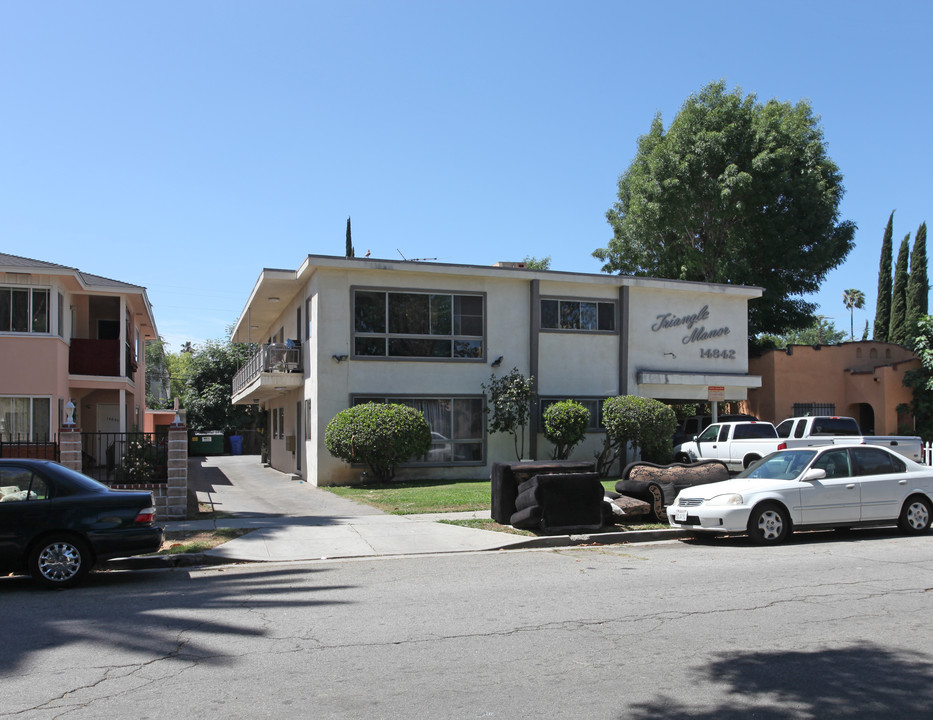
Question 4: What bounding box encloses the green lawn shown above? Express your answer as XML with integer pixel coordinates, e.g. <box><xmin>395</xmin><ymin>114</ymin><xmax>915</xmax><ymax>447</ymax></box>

<box><xmin>324</xmin><ymin>479</ymin><xmax>622</xmax><ymax>515</ymax></box>
<box><xmin>324</xmin><ymin>480</ymin><xmax>492</xmax><ymax>514</ymax></box>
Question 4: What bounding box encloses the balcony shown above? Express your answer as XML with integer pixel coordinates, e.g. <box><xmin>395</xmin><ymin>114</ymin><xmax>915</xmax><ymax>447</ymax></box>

<box><xmin>69</xmin><ymin>339</ymin><xmax>138</xmax><ymax>379</ymax></box>
<box><xmin>232</xmin><ymin>343</ymin><xmax>304</xmax><ymax>404</ymax></box>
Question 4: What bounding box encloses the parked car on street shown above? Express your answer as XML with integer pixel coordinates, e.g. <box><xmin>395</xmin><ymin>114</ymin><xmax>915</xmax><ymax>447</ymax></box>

<box><xmin>667</xmin><ymin>445</ymin><xmax>933</xmax><ymax>544</ymax></box>
<box><xmin>0</xmin><ymin>459</ymin><xmax>164</xmax><ymax>588</ymax></box>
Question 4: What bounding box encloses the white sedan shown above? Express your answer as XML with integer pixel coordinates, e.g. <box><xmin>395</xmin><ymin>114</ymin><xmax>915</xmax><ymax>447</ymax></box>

<box><xmin>667</xmin><ymin>445</ymin><xmax>933</xmax><ymax>544</ymax></box>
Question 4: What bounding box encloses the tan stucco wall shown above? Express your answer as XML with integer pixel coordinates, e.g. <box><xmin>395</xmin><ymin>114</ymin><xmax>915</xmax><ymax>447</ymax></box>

<box><xmin>743</xmin><ymin>342</ymin><xmax>918</xmax><ymax>433</ymax></box>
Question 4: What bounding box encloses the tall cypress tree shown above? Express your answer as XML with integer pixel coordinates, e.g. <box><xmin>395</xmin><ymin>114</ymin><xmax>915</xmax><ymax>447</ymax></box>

<box><xmin>907</xmin><ymin>221</ymin><xmax>929</xmax><ymax>330</ymax></box>
<box><xmin>874</xmin><ymin>211</ymin><xmax>894</xmax><ymax>341</ymax></box>
<box><xmin>889</xmin><ymin>233</ymin><xmax>911</xmax><ymax>344</ymax></box>
<box><xmin>345</xmin><ymin>216</ymin><xmax>354</xmax><ymax>258</ymax></box>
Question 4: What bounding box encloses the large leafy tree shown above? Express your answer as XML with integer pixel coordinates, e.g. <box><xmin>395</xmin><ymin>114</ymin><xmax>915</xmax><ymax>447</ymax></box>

<box><xmin>595</xmin><ymin>81</ymin><xmax>856</xmax><ymax>336</ymax></box>
<box><xmin>182</xmin><ymin>339</ymin><xmax>257</xmax><ymax>432</ymax></box>
<box><xmin>874</xmin><ymin>211</ymin><xmax>895</xmax><ymax>341</ymax></box>
<box><xmin>755</xmin><ymin>316</ymin><xmax>846</xmax><ymax>350</ymax></box>
<box><xmin>907</xmin><ymin>222</ymin><xmax>929</xmax><ymax>330</ymax></box>
<box><xmin>889</xmin><ymin>234</ymin><xmax>911</xmax><ymax>345</ymax></box>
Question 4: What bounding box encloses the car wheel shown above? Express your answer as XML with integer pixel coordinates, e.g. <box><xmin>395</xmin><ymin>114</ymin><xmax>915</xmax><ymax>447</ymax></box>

<box><xmin>674</xmin><ymin>453</ymin><xmax>691</xmax><ymax>464</ymax></box>
<box><xmin>897</xmin><ymin>496</ymin><xmax>932</xmax><ymax>534</ymax></box>
<box><xmin>647</xmin><ymin>483</ymin><xmax>665</xmax><ymax>521</ymax></box>
<box><xmin>743</xmin><ymin>455</ymin><xmax>761</xmax><ymax>469</ymax></box>
<box><xmin>28</xmin><ymin>535</ymin><xmax>92</xmax><ymax>589</ymax></box>
<box><xmin>747</xmin><ymin>502</ymin><xmax>790</xmax><ymax>544</ymax></box>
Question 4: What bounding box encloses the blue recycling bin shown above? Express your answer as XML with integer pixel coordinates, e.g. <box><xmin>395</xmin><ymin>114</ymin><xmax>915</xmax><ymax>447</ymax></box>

<box><xmin>229</xmin><ymin>435</ymin><xmax>243</xmax><ymax>455</ymax></box>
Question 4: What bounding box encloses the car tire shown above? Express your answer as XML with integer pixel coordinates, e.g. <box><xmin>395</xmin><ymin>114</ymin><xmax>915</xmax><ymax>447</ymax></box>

<box><xmin>746</xmin><ymin>502</ymin><xmax>791</xmax><ymax>544</ymax></box>
<box><xmin>28</xmin><ymin>535</ymin><xmax>92</xmax><ymax>589</ymax></box>
<box><xmin>674</xmin><ymin>453</ymin><xmax>691</xmax><ymax>464</ymax></box>
<box><xmin>743</xmin><ymin>455</ymin><xmax>761</xmax><ymax>469</ymax></box>
<box><xmin>647</xmin><ymin>483</ymin><xmax>665</xmax><ymax>521</ymax></box>
<box><xmin>897</xmin><ymin>495</ymin><xmax>932</xmax><ymax>535</ymax></box>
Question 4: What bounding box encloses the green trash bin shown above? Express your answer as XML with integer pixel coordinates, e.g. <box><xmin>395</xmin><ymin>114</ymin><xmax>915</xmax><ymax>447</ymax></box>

<box><xmin>189</xmin><ymin>431</ymin><xmax>225</xmax><ymax>456</ymax></box>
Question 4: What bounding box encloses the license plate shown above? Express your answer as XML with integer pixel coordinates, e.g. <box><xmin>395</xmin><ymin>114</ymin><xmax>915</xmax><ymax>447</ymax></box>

<box><xmin>674</xmin><ymin>509</ymin><xmax>688</xmax><ymax>523</ymax></box>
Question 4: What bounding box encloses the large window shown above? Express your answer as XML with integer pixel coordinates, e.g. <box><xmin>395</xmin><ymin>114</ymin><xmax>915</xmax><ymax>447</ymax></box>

<box><xmin>0</xmin><ymin>397</ymin><xmax>51</xmax><ymax>442</ymax></box>
<box><xmin>354</xmin><ymin>396</ymin><xmax>485</xmax><ymax>464</ymax></box>
<box><xmin>353</xmin><ymin>289</ymin><xmax>484</xmax><ymax>359</ymax></box>
<box><xmin>0</xmin><ymin>287</ymin><xmax>50</xmax><ymax>334</ymax></box>
<box><xmin>540</xmin><ymin>297</ymin><xmax>615</xmax><ymax>332</ymax></box>
<box><xmin>539</xmin><ymin>398</ymin><xmax>606</xmax><ymax>432</ymax></box>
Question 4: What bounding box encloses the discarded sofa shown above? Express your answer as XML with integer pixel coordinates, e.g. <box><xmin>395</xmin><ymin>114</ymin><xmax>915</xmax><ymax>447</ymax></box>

<box><xmin>614</xmin><ymin>459</ymin><xmax>730</xmax><ymax>521</ymax></box>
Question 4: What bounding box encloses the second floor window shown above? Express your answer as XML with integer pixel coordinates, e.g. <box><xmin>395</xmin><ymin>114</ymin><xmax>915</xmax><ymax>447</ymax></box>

<box><xmin>540</xmin><ymin>298</ymin><xmax>615</xmax><ymax>332</ymax></box>
<box><xmin>0</xmin><ymin>287</ymin><xmax>50</xmax><ymax>334</ymax></box>
<box><xmin>353</xmin><ymin>289</ymin><xmax>484</xmax><ymax>359</ymax></box>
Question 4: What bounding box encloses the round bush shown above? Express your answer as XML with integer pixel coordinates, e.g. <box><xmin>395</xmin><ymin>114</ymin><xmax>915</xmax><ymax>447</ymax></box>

<box><xmin>325</xmin><ymin>403</ymin><xmax>432</xmax><ymax>482</ymax></box>
<box><xmin>543</xmin><ymin>400</ymin><xmax>590</xmax><ymax>459</ymax></box>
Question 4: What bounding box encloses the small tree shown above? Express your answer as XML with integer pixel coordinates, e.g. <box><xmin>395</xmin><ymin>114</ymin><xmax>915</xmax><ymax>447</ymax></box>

<box><xmin>482</xmin><ymin>368</ymin><xmax>536</xmax><ymax>460</ymax></box>
<box><xmin>542</xmin><ymin>400</ymin><xmax>590</xmax><ymax>459</ymax></box>
<box><xmin>842</xmin><ymin>289</ymin><xmax>865</xmax><ymax>341</ymax></box>
<box><xmin>324</xmin><ymin>403</ymin><xmax>431</xmax><ymax>482</ymax></box>
<box><xmin>345</xmin><ymin>216</ymin><xmax>354</xmax><ymax>258</ymax></box>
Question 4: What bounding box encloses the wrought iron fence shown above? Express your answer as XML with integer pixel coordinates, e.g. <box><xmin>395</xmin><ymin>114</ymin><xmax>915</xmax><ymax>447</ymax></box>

<box><xmin>81</xmin><ymin>431</ymin><xmax>168</xmax><ymax>484</ymax></box>
<box><xmin>0</xmin><ymin>435</ymin><xmax>59</xmax><ymax>460</ymax></box>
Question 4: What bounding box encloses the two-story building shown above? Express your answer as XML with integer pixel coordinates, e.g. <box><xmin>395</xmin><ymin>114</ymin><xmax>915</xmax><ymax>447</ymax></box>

<box><xmin>230</xmin><ymin>255</ymin><xmax>762</xmax><ymax>485</ymax></box>
<box><xmin>0</xmin><ymin>253</ymin><xmax>158</xmax><ymax>461</ymax></box>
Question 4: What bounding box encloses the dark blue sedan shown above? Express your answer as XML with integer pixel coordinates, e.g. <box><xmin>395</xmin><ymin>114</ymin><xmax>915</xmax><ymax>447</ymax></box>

<box><xmin>0</xmin><ymin>459</ymin><xmax>164</xmax><ymax>588</ymax></box>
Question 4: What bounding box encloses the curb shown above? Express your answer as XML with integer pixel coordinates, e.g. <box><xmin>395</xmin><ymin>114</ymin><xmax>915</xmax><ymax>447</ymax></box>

<box><xmin>103</xmin><ymin>528</ymin><xmax>691</xmax><ymax>570</ymax></box>
<box><xmin>495</xmin><ymin>528</ymin><xmax>692</xmax><ymax>550</ymax></box>
<box><xmin>103</xmin><ymin>553</ymin><xmax>235</xmax><ymax>571</ymax></box>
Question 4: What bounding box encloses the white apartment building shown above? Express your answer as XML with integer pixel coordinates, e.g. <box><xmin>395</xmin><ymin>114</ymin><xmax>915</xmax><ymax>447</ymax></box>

<box><xmin>230</xmin><ymin>255</ymin><xmax>762</xmax><ymax>485</ymax></box>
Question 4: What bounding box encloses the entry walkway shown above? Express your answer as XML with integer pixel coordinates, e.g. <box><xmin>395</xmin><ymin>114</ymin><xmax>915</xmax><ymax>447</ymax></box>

<box><xmin>173</xmin><ymin>455</ymin><xmax>535</xmax><ymax>561</ymax></box>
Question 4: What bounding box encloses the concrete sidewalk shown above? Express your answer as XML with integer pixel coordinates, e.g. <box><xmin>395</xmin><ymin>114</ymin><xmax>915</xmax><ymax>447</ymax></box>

<box><xmin>112</xmin><ymin>455</ymin><xmax>683</xmax><ymax>568</ymax></box>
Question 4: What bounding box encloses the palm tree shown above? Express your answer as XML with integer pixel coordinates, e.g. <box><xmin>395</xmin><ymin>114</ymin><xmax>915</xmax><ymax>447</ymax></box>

<box><xmin>842</xmin><ymin>289</ymin><xmax>866</xmax><ymax>341</ymax></box>
<box><xmin>180</xmin><ymin>341</ymin><xmax>195</xmax><ymax>354</ymax></box>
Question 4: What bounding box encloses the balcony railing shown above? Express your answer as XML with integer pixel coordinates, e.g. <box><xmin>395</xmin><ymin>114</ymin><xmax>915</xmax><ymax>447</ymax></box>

<box><xmin>232</xmin><ymin>343</ymin><xmax>302</xmax><ymax>396</ymax></box>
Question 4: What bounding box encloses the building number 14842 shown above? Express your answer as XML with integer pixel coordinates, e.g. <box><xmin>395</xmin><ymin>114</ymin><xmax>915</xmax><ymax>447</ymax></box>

<box><xmin>700</xmin><ymin>348</ymin><xmax>736</xmax><ymax>359</ymax></box>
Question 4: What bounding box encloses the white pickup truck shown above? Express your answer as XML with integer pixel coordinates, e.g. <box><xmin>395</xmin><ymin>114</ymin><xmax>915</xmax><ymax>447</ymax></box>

<box><xmin>775</xmin><ymin>416</ymin><xmax>923</xmax><ymax>462</ymax></box>
<box><xmin>673</xmin><ymin>421</ymin><xmax>791</xmax><ymax>472</ymax></box>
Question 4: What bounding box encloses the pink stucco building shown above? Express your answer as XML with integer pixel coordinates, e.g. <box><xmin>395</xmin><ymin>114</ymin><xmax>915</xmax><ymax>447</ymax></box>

<box><xmin>0</xmin><ymin>253</ymin><xmax>158</xmax><ymax>454</ymax></box>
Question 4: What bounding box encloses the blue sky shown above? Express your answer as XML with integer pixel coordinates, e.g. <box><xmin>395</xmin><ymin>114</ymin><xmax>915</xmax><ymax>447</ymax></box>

<box><xmin>2</xmin><ymin>1</ymin><xmax>930</xmax><ymax>350</ymax></box>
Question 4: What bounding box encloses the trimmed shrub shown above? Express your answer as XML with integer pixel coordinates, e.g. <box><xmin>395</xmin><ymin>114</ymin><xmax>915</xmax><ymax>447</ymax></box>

<box><xmin>596</xmin><ymin>396</ymin><xmax>677</xmax><ymax>475</ymax></box>
<box><xmin>325</xmin><ymin>403</ymin><xmax>432</xmax><ymax>482</ymax></box>
<box><xmin>542</xmin><ymin>400</ymin><xmax>590</xmax><ymax>459</ymax></box>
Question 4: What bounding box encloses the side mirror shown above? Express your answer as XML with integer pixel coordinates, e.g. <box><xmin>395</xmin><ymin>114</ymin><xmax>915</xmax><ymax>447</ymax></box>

<box><xmin>802</xmin><ymin>468</ymin><xmax>826</xmax><ymax>482</ymax></box>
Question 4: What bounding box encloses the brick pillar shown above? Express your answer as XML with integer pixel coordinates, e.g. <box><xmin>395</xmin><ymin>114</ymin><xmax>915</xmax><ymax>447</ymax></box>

<box><xmin>59</xmin><ymin>426</ymin><xmax>82</xmax><ymax>472</ymax></box>
<box><xmin>165</xmin><ymin>422</ymin><xmax>188</xmax><ymax>519</ymax></box>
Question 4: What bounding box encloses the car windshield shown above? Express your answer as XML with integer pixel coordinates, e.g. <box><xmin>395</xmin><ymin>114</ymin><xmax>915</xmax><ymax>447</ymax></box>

<box><xmin>738</xmin><ymin>450</ymin><xmax>818</xmax><ymax>480</ymax></box>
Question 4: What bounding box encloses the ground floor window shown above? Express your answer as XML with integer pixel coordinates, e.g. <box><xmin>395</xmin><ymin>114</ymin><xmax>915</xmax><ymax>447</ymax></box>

<box><xmin>539</xmin><ymin>397</ymin><xmax>606</xmax><ymax>431</ymax></box>
<box><xmin>0</xmin><ymin>396</ymin><xmax>51</xmax><ymax>441</ymax></box>
<box><xmin>353</xmin><ymin>395</ymin><xmax>485</xmax><ymax>464</ymax></box>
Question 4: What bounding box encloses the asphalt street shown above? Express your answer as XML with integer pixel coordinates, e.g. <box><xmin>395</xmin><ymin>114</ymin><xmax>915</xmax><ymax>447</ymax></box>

<box><xmin>3</xmin><ymin>529</ymin><xmax>933</xmax><ymax>719</ymax></box>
